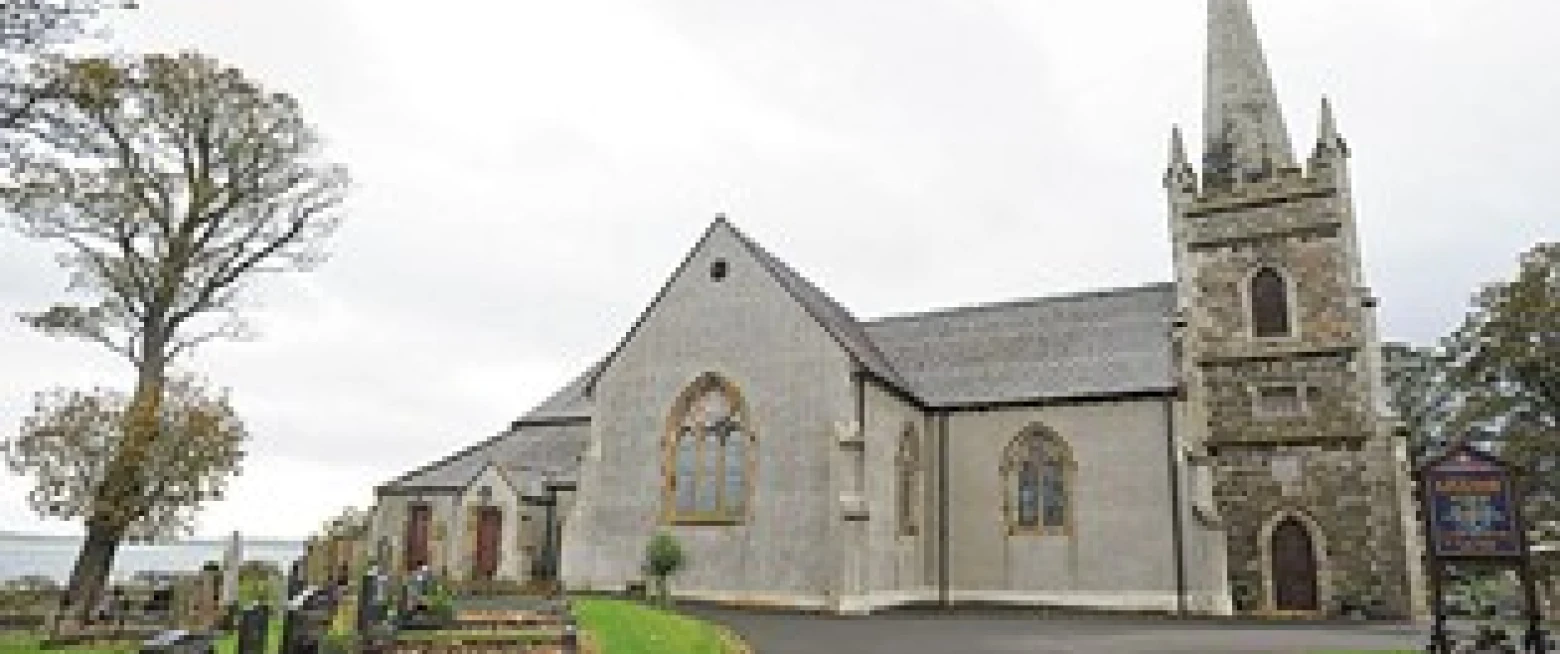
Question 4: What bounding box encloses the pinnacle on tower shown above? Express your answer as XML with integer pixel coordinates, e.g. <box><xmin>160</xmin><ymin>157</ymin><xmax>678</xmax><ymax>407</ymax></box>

<box><xmin>1165</xmin><ymin>126</ymin><xmax>1197</xmax><ymax>192</ymax></box>
<box><xmin>1311</xmin><ymin>96</ymin><xmax>1348</xmax><ymax>159</ymax></box>
<box><xmin>1169</xmin><ymin>125</ymin><xmax>1190</xmax><ymax>169</ymax></box>
<box><xmin>1203</xmin><ymin>0</ymin><xmax>1295</xmax><ymax>187</ymax></box>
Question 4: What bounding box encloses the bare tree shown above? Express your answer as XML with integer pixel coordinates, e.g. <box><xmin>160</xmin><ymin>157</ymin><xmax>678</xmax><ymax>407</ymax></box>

<box><xmin>1</xmin><ymin>51</ymin><xmax>347</xmax><ymax>618</ymax></box>
<box><xmin>1</xmin><ymin>375</ymin><xmax>247</xmax><ymax>543</ymax></box>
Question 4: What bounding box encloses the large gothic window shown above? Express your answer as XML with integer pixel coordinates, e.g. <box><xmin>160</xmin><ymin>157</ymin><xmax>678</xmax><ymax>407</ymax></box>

<box><xmin>1250</xmin><ymin>267</ymin><xmax>1293</xmax><ymax>338</ymax></box>
<box><xmin>665</xmin><ymin>374</ymin><xmax>752</xmax><ymax>524</ymax></box>
<box><xmin>1003</xmin><ymin>426</ymin><xmax>1073</xmax><ymax>535</ymax></box>
<box><xmin>897</xmin><ymin>425</ymin><xmax>919</xmax><ymax>537</ymax></box>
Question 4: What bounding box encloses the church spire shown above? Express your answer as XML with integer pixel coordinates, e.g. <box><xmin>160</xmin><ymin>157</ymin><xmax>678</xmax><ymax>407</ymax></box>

<box><xmin>1203</xmin><ymin>0</ymin><xmax>1295</xmax><ymax>187</ymax></box>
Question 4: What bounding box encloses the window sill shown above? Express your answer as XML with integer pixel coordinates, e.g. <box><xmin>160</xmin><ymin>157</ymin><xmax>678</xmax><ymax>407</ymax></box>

<box><xmin>665</xmin><ymin>515</ymin><xmax>746</xmax><ymax>526</ymax></box>
<box><xmin>1007</xmin><ymin>526</ymin><xmax>1072</xmax><ymax>537</ymax></box>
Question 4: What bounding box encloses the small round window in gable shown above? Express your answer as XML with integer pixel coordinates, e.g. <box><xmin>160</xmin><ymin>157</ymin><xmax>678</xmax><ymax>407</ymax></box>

<box><xmin>710</xmin><ymin>259</ymin><xmax>729</xmax><ymax>281</ymax></box>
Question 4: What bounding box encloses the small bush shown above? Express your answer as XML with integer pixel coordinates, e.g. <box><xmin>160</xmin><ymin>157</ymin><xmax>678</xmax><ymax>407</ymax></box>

<box><xmin>642</xmin><ymin>531</ymin><xmax>686</xmax><ymax>607</ymax></box>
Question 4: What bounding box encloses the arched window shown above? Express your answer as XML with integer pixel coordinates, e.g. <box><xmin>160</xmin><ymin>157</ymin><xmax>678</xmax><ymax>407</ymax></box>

<box><xmin>1002</xmin><ymin>426</ymin><xmax>1074</xmax><ymax>535</ymax></box>
<box><xmin>897</xmin><ymin>425</ymin><xmax>919</xmax><ymax>537</ymax></box>
<box><xmin>1250</xmin><ymin>267</ymin><xmax>1292</xmax><ymax>338</ymax></box>
<box><xmin>665</xmin><ymin>374</ymin><xmax>752</xmax><ymax>523</ymax></box>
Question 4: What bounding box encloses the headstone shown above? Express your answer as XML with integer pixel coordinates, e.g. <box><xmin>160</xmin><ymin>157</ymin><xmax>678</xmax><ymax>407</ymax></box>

<box><xmin>375</xmin><ymin>537</ymin><xmax>391</xmax><ymax>571</ymax></box>
<box><xmin>281</xmin><ymin>588</ymin><xmax>329</xmax><ymax>654</ymax></box>
<box><xmin>220</xmin><ymin>531</ymin><xmax>242</xmax><ymax>608</ymax></box>
<box><xmin>139</xmin><ymin>630</ymin><xmax>216</xmax><ymax>654</ymax></box>
<box><xmin>285</xmin><ymin>559</ymin><xmax>304</xmax><ymax>601</ymax></box>
<box><xmin>236</xmin><ymin>605</ymin><xmax>269</xmax><ymax>654</ymax></box>
<box><xmin>354</xmin><ymin>568</ymin><xmax>378</xmax><ymax>636</ymax></box>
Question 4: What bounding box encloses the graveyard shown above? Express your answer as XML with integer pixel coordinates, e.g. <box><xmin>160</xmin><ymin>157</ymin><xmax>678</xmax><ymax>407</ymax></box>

<box><xmin>0</xmin><ymin>548</ymin><xmax>751</xmax><ymax>654</ymax></box>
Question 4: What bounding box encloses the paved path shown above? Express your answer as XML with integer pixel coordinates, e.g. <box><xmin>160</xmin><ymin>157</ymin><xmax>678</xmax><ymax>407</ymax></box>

<box><xmin>683</xmin><ymin>607</ymin><xmax>1428</xmax><ymax>653</ymax></box>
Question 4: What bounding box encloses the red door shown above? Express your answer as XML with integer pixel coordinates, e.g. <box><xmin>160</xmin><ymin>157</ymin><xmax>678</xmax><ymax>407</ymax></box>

<box><xmin>1272</xmin><ymin>518</ymin><xmax>1319</xmax><ymax>611</ymax></box>
<box><xmin>474</xmin><ymin>507</ymin><xmax>502</xmax><ymax>580</ymax></box>
<box><xmin>404</xmin><ymin>504</ymin><xmax>430</xmax><ymax>572</ymax></box>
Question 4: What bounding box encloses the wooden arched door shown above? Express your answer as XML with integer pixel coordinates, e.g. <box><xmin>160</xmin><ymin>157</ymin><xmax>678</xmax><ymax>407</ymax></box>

<box><xmin>473</xmin><ymin>506</ymin><xmax>502</xmax><ymax>581</ymax></box>
<box><xmin>1271</xmin><ymin>518</ymin><xmax>1319</xmax><ymax>611</ymax></box>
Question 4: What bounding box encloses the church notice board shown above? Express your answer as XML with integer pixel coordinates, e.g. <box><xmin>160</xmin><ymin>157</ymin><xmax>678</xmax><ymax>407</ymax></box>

<box><xmin>1422</xmin><ymin>447</ymin><xmax>1523</xmax><ymax>559</ymax></box>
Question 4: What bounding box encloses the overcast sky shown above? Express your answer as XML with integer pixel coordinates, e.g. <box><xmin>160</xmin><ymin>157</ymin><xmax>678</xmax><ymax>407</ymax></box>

<box><xmin>1</xmin><ymin>0</ymin><xmax>1555</xmax><ymax>540</ymax></box>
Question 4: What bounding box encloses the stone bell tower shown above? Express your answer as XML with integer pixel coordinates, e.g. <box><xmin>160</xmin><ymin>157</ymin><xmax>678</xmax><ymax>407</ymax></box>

<box><xmin>1165</xmin><ymin>0</ymin><xmax>1426</xmax><ymax>618</ymax></box>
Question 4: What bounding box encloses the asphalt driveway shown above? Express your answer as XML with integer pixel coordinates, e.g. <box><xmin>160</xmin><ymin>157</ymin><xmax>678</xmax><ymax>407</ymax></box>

<box><xmin>682</xmin><ymin>607</ymin><xmax>1428</xmax><ymax>654</ymax></box>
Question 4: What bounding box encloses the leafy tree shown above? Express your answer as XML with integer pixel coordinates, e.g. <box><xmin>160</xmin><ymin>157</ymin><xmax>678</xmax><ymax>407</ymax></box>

<box><xmin>1381</xmin><ymin>342</ymin><xmax>1460</xmax><ymax>465</ymax></box>
<box><xmin>642</xmin><ymin>531</ymin><xmax>686</xmax><ymax>607</ymax></box>
<box><xmin>1</xmin><ymin>51</ymin><xmax>348</xmax><ymax>617</ymax></box>
<box><xmin>1443</xmin><ymin>241</ymin><xmax>1559</xmax><ymax>572</ymax></box>
<box><xmin>0</xmin><ymin>375</ymin><xmax>247</xmax><ymax>543</ymax></box>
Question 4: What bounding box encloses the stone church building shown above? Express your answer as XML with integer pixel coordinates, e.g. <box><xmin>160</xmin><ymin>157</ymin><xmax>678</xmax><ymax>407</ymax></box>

<box><xmin>372</xmin><ymin>0</ymin><xmax>1427</xmax><ymax>617</ymax></box>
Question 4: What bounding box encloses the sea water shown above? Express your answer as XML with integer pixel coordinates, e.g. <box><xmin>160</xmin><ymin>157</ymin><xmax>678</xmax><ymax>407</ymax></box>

<box><xmin>0</xmin><ymin>535</ymin><xmax>305</xmax><ymax>584</ymax></box>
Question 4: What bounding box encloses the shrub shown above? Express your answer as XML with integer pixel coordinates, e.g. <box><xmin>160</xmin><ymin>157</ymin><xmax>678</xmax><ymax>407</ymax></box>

<box><xmin>642</xmin><ymin>531</ymin><xmax>686</xmax><ymax>607</ymax></box>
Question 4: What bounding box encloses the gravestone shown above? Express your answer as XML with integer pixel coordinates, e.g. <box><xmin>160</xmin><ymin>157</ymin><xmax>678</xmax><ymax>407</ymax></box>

<box><xmin>220</xmin><ymin>532</ymin><xmax>242</xmax><ymax>609</ymax></box>
<box><xmin>285</xmin><ymin>559</ymin><xmax>304</xmax><ymax>601</ymax></box>
<box><xmin>281</xmin><ymin>588</ymin><xmax>331</xmax><ymax>654</ymax></box>
<box><xmin>236</xmin><ymin>605</ymin><xmax>269</xmax><ymax>654</ymax></box>
<box><xmin>354</xmin><ymin>568</ymin><xmax>384</xmax><ymax>635</ymax></box>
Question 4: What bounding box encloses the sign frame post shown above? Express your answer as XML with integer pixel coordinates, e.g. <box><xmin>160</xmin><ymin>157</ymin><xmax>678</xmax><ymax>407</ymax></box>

<box><xmin>1418</xmin><ymin>442</ymin><xmax>1550</xmax><ymax>653</ymax></box>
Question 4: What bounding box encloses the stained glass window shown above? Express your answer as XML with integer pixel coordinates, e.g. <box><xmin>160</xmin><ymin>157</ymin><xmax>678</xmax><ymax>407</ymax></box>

<box><xmin>1041</xmin><ymin>458</ymin><xmax>1066</xmax><ymax>528</ymax></box>
<box><xmin>1006</xmin><ymin>426</ymin><xmax>1071</xmax><ymax>534</ymax></box>
<box><xmin>675</xmin><ymin>428</ymin><xmax>697</xmax><ymax>513</ymax></box>
<box><xmin>724</xmin><ymin>426</ymin><xmax>745</xmax><ymax>513</ymax></box>
<box><xmin>1017</xmin><ymin>461</ymin><xmax>1040</xmax><ymax>527</ymax></box>
<box><xmin>697</xmin><ymin>425</ymin><xmax>721</xmax><ymax>512</ymax></box>
<box><xmin>667</xmin><ymin>375</ymin><xmax>751</xmax><ymax>522</ymax></box>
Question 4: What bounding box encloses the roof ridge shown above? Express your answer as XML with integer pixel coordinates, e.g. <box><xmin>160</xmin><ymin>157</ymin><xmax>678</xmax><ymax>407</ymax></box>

<box><xmin>723</xmin><ymin>221</ymin><xmax>914</xmax><ymax>393</ymax></box>
<box><xmin>866</xmin><ymin>281</ymin><xmax>1176</xmax><ymax>326</ymax></box>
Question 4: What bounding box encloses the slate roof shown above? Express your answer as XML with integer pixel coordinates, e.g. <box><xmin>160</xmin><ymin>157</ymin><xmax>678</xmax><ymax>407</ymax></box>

<box><xmin>379</xmin><ymin>421</ymin><xmax>589</xmax><ymax>493</ymax></box>
<box><xmin>378</xmin><ymin>366</ymin><xmax>595</xmax><ymax>493</ymax></box>
<box><xmin>382</xmin><ymin>226</ymin><xmax>1179</xmax><ymax>493</ymax></box>
<box><xmin>865</xmin><ymin>283</ymin><xmax>1178</xmax><ymax>407</ymax></box>
<box><xmin>521</xmin><ymin>362</ymin><xmax>599</xmax><ymax>422</ymax></box>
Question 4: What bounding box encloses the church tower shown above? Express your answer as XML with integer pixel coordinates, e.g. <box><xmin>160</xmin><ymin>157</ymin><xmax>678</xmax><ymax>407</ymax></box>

<box><xmin>1166</xmin><ymin>0</ymin><xmax>1426</xmax><ymax>617</ymax></box>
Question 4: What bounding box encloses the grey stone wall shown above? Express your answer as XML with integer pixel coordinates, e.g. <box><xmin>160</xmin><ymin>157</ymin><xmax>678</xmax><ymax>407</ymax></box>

<box><xmin>561</xmin><ymin>223</ymin><xmax>857</xmax><ymax>605</ymax></box>
<box><xmin>943</xmin><ymin>398</ymin><xmax>1183</xmax><ymax>608</ymax></box>
<box><xmin>1210</xmin><ymin>439</ymin><xmax>1415</xmax><ymax>616</ymax></box>
<box><xmin>1200</xmin><ymin>353</ymin><xmax>1368</xmax><ymax>446</ymax></box>
<box><xmin>372</xmin><ymin>492</ymin><xmax>460</xmax><ymax>577</ymax></box>
<box><xmin>860</xmin><ymin>382</ymin><xmax>932</xmax><ymax>597</ymax></box>
<box><xmin>1170</xmin><ymin>166</ymin><xmax>1425</xmax><ymax>618</ymax></box>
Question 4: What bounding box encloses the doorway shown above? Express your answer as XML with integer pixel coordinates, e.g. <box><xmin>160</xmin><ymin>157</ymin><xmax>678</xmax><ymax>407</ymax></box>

<box><xmin>473</xmin><ymin>506</ymin><xmax>502</xmax><ymax>581</ymax></box>
<box><xmin>1271</xmin><ymin>517</ymin><xmax>1319</xmax><ymax>611</ymax></box>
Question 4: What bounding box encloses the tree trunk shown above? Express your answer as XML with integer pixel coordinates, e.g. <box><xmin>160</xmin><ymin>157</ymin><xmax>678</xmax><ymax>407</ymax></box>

<box><xmin>61</xmin><ymin>345</ymin><xmax>166</xmax><ymax>621</ymax></box>
<box><xmin>59</xmin><ymin>518</ymin><xmax>124</xmax><ymax>625</ymax></box>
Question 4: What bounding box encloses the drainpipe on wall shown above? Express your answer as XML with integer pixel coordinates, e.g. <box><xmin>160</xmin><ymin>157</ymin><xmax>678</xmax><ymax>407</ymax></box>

<box><xmin>1165</xmin><ymin>397</ymin><xmax>1187</xmax><ymax>616</ymax></box>
<box><xmin>939</xmin><ymin>412</ymin><xmax>950</xmax><ymax>608</ymax></box>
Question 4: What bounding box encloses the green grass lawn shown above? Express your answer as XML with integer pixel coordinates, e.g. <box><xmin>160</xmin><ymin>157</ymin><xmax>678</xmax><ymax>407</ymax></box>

<box><xmin>573</xmin><ymin>598</ymin><xmax>739</xmax><ymax>654</ymax></box>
